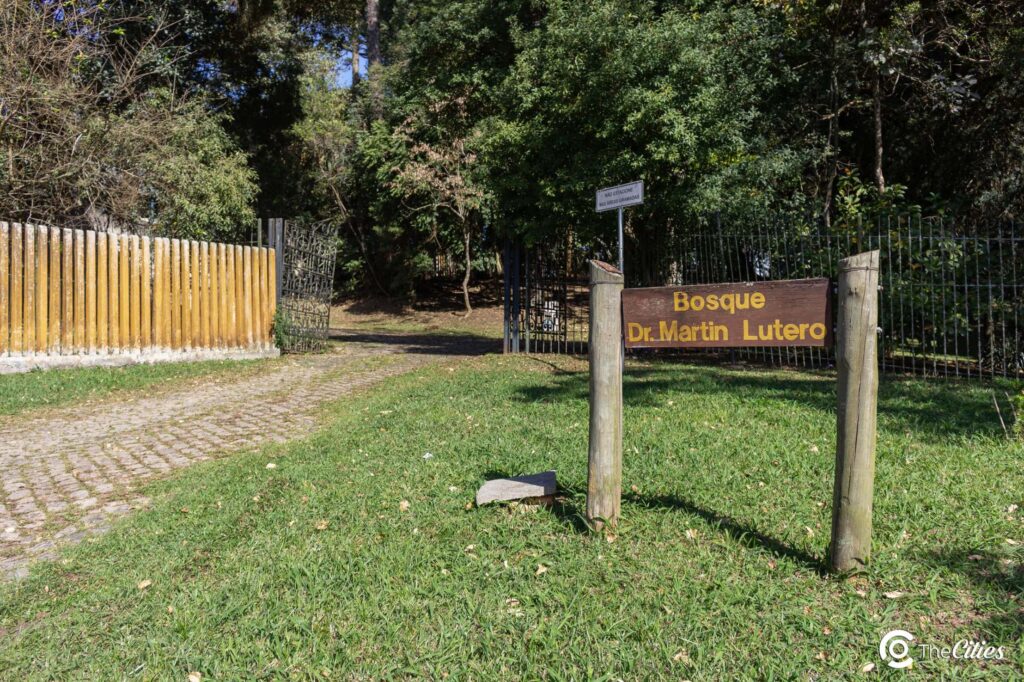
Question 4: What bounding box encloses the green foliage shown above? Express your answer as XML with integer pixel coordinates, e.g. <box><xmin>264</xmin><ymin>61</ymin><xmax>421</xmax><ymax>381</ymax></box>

<box><xmin>9</xmin><ymin>0</ymin><xmax>1024</xmax><ymax>289</ymax></box>
<box><xmin>833</xmin><ymin>169</ymin><xmax>911</xmax><ymax>227</ymax></box>
<box><xmin>1013</xmin><ymin>389</ymin><xmax>1024</xmax><ymax>440</ymax></box>
<box><xmin>482</xmin><ymin>0</ymin><xmax>809</xmax><ymax>243</ymax></box>
<box><xmin>0</xmin><ymin>3</ymin><xmax>259</xmax><ymax>238</ymax></box>
<box><xmin>136</xmin><ymin>96</ymin><xmax>259</xmax><ymax>240</ymax></box>
<box><xmin>272</xmin><ymin>307</ymin><xmax>297</xmax><ymax>351</ymax></box>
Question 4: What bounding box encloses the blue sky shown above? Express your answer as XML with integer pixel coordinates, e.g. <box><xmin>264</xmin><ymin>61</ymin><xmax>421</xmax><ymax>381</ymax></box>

<box><xmin>334</xmin><ymin>48</ymin><xmax>367</xmax><ymax>89</ymax></box>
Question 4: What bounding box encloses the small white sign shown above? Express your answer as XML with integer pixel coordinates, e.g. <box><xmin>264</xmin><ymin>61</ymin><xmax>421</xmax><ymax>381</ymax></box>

<box><xmin>596</xmin><ymin>181</ymin><xmax>644</xmax><ymax>212</ymax></box>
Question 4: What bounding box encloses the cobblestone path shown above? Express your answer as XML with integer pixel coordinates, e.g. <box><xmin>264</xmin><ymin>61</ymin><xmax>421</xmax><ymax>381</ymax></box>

<box><xmin>0</xmin><ymin>333</ymin><xmax>491</xmax><ymax>579</ymax></box>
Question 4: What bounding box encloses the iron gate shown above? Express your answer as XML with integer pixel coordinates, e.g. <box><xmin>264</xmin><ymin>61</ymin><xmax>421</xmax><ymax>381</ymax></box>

<box><xmin>262</xmin><ymin>218</ymin><xmax>338</xmax><ymax>353</ymax></box>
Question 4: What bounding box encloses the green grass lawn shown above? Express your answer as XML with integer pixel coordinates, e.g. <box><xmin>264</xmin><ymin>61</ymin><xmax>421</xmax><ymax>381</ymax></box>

<box><xmin>0</xmin><ymin>356</ymin><xmax>1020</xmax><ymax>679</ymax></box>
<box><xmin>0</xmin><ymin>359</ymin><xmax>267</xmax><ymax>417</ymax></box>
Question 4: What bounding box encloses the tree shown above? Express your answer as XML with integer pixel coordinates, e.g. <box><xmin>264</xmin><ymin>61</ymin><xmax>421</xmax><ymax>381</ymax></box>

<box><xmin>392</xmin><ymin>97</ymin><xmax>487</xmax><ymax>314</ymax></box>
<box><xmin>0</xmin><ymin>1</ymin><xmax>257</xmax><ymax>236</ymax></box>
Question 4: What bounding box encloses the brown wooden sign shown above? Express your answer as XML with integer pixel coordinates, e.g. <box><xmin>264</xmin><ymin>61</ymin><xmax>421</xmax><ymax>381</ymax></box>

<box><xmin>621</xmin><ymin>278</ymin><xmax>832</xmax><ymax>349</ymax></box>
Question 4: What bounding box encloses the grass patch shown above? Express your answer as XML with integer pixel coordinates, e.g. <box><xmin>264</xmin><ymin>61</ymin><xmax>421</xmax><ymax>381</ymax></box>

<box><xmin>0</xmin><ymin>356</ymin><xmax>1020</xmax><ymax>679</ymax></box>
<box><xmin>0</xmin><ymin>359</ymin><xmax>267</xmax><ymax>417</ymax></box>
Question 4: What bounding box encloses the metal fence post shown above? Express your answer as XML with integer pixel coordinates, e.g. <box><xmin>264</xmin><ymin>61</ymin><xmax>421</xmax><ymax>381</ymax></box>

<box><xmin>502</xmin><ymin>241</ymin><xmax>511</xmax><ymax>353</ymax></box>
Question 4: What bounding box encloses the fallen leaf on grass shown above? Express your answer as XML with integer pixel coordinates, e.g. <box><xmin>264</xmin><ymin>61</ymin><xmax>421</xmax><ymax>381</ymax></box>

<box><xmin>809</xmin><ymin>445</ymin><xmax>820</xmax><ymax>453</ymax></box>
<box><xmin>804</xmin><ymin>526</ymin><xmax>815</xmax><ymax>537</ymax></box>
<box><xmin>815</xmin><ymin>651</ymin><xmax>827</xmax><ymax>661</ymax></box>
<box><xmin>605</xmin><ymin>533</ymin><xmax>617</xmax><ymax>544</ymax></box>
<box><xmin>188</xmin><ymin>673</ymin><xmax>202</xmax><ymax>682</ymax></box>
<box><xmin>968</xmin><ymin>554</ymin><xmax>983</xmax><ymax>561</ymax></box>
<box><xmin>315</xmin><ymin>520</ymin><xmax>329</xmax><ymax>531</ymax></box>
<box><xmin>883</xmin><ymin>591</ymin><xmax>905</xmax><ymax>599</ymax></box>
<box><xmin>535</xmin><ymin>564</ymin><xmax>548</xmax><ymax>576</ymax></box>
<box><xmin>685</xmin><ymin>529</ymin><xmax>699</xmax><ymax>541</ymax></box>
<box><xmin>137</xmin><ymin>579</ymin><xmax>152</xmax><ymax>590</ymax></box>
<box><xmin>266</xmin><ymin>463</ymin><xmax>277</xmax><ymax>469</ymax></box>
<box><xmin>861</xmin><ymin>663</ymin><xmax>875</xmax><ymax>672</ymax></box>
<box><xmin>1008</xmin><ymin>504</ymin><xmax>1019</xmax><ymax>515</ymax></box>
<box><xmin>855</xmin><ymin>589</ymin><xmax>867</xmax><ymax>598</ymax></box>
<box><xmin>399</xmin><ymin>500</ymin><xmax>410</xmax><ymax>512</ymax></box>
<box><xmin>672</xmin><ymin>650</ymin><xmax>691</xmax><ymax>664</ymax></box>
<box><xmin>1006</xmin><ymin>538</ymin><xmax>1019</xmax><ymax>546</ymax></box>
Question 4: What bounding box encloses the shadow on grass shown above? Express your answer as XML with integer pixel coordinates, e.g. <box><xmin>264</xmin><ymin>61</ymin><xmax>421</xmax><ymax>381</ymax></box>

<box><xmin>624</xmin><ymin>491</ymin><xmax>827</xmax><ymax>575</ymax></box>
<box><xmin>918</xmin><ymin>547</ymin><xmax>1024</xmax><ymax>599</ymax></box>
<box><xmin>514</xmin><ymin>362</ymin><xmax>1006</xmax><ymax>442</ymax></box>
<box><xmin>916</xmin><ymin>547</ymin><xmax>1024</xmax><ymax>638</ymax></box>
<box><xmin>329</xmin><ymin>329</ymin><xmax>500</xmax><ymax>356</ymax></box>
<box><xmin>482</xmin><ymin>470</ymin><xmax>826</xmax><ymax>573</ymax></box>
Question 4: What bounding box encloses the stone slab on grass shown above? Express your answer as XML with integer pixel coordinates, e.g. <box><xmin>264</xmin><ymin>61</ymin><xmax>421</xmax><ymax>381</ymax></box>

<box><xmin>476</xmin><ymin>470</ymin><xmax>557</xmax><ymax>506</ymax></box>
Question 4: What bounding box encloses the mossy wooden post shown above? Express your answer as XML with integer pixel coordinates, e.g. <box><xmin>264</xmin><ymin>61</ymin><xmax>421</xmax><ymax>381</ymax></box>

<box><xmin>586</xmin><ymin>260</ymin><xmax>624</xmax><ymax>531</ymax></box>
<box><xmin>830</xmin><ymin>249</ymin><xmax>880</xmax><ymax>574</ymax></box>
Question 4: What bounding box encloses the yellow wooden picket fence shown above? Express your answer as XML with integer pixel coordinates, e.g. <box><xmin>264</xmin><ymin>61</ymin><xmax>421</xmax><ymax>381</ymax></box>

<box><xmin>0</xmin><ymin>222</ymin><xmax>276</xmax><ymax>360</ymax></box>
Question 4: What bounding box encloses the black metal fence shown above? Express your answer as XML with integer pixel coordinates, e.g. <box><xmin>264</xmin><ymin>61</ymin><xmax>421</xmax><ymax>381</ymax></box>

<box><xmin>504</xmin><ymin>214</ymin><xmax>1024</xmax><ymax>380</ymax></box>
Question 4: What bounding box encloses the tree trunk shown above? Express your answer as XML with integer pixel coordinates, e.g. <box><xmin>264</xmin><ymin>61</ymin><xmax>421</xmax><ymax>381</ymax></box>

<box><xmin>461</xmin><ymin>225</ymin><xmax>472</xmax><ymax>316</ymax></box>
<box><xmin>350</xmin><ymin>29</ymin><xmax>360</xmax><ymax>87</ymax></box>
<box><xmin>873</xmin><ymin>73</ymin><xmax>885</xmax><ymax>194</ymax></box>
<box><xmin>365</xmin><ymin>0</ymin><xmax>382</xmax><ymax>117</ymax></box>
<box><xmin>822</xmin><ymin>67</ymin><xmax>840</xmax><ymax>229</ymax></box>
<box><xmin>365</xmin><ymin>0</ymin><xmax>381</xmax><ymax>69</ymax></box>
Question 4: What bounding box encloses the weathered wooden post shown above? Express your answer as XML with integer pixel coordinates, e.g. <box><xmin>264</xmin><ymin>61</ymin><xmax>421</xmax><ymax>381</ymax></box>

<box><xmin>830</xmin><ymin>250</ymin><xmax>880</xmax><ymax>573</ymax></box>
<box><xmin>587</xmin><ymin>260</ymin><xmax>624</xmax><ymax>530</ymax></box>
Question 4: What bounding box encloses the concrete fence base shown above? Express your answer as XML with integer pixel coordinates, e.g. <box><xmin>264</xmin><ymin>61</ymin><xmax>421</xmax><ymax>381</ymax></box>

<box><xmin>0</xmin><ymin>347</ymin><xmax>280</xmax><ymax>374</ymax></box>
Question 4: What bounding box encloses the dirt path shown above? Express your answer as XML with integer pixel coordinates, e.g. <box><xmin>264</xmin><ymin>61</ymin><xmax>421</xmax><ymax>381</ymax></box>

<box><xmin>0</xmin><ymin>333</ymin><xmax>494</xmax><ymax>580</ymax></box>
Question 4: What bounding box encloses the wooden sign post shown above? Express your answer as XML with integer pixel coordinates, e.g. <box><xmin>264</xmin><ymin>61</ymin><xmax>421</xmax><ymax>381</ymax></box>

<box><xmin>830</xmin><ymin>250</ymin><xmax>880</xmax><ymax>573</ymax></box>
<box><xmin>587</xmin><ymin>253</ymin><xmax>881</xmax><ymax>573</ymax></box>
<box><xmin>586</xmin><ymin>261</ymin><xmax>624</xmax><ymax>530</ymax></box>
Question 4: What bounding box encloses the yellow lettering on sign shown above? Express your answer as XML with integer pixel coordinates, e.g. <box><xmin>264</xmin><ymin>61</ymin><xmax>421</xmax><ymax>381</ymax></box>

<box><xmin>627</xmin><ymin>322</ymin><xmax>645</xmax><ymax>342</ymax></box>
<box><xmin>673</xmin><ymin>291</ymin><xmax>768</xmax><ymax>314</ymax></box>
<box><xmin>742</xmin><ymin>319</ymin><xmax>827</xmax><ymax>342</ymax></box>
